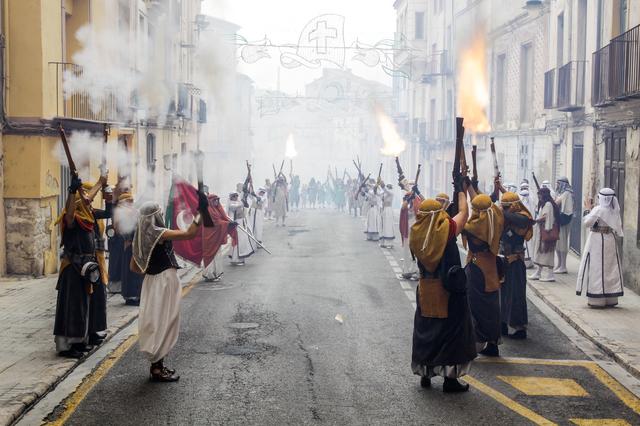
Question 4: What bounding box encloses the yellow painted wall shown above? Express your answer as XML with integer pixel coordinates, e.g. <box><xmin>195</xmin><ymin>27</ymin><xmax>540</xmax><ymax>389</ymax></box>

<box><xmin>4</xmin><ymin>135</ymin><xmax>44</xmax><ymax>198</ymax></box>
<box><xmin>6</xmin><ymin>0</ymin><xmax>44</xmax><ymax>117</ymax></box>
<box><xmin>41</xmin><ymin>0</ymin><xmax>63</xmax><ymax>119</ymax></box>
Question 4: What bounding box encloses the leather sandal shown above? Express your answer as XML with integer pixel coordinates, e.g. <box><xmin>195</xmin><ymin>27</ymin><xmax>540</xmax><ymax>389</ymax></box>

<box><xmin>150</xmin><ymin>366</ymin><xmax>180</xmax><ymax>382</ymax></box>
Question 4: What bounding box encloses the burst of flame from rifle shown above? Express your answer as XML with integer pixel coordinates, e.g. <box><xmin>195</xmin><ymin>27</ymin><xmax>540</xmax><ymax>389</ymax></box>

<box><xmin>457</xmin><ymin>35</ymin><xmax>491</xmax><ymax>133</ymax></box>
<box><xmin>285</xmin><ymin>133</ymin><xmax>297</xmax><ymax>159</ymax></box>
<box><xmin>375</xmin><ymin>106</ymin><xmax>406</xmax><ymax>157</ymax></box>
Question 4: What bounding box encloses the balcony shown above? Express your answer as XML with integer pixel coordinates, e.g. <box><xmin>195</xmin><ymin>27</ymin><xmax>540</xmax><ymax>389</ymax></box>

<box><xmin>544</xmin><ymin>68</ymin><xmax>556</xmax><ymax>109</ymax></box>
<box><xmin>421</xmin><ymin>51</ymin><xmax>451</xmax><ymax>84</ymax></box>
<box><xmin>592</xmin><ymin>24</ymin><xmax>640</xmax><ymax>107</ymax></box>
<box><xmin>50</xmin><ymin>62</ymin><xmax>124</xmax><ymax>122</ymax></box>
<box><xmin>557</xmin><ymin>61</ymin><xmax>586</xmax><ymax>111</ymax></box>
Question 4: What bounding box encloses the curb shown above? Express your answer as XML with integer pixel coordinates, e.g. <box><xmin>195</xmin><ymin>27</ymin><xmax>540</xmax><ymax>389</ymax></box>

<box><xmin>4</xmin><ymin>266</ymin><xmax>197</xmax><ymax>426</ymax></box>
<box><xmin>528</xmin><ymin>282</ymin><xmax>640</xmax><ymax>381</ymax></box>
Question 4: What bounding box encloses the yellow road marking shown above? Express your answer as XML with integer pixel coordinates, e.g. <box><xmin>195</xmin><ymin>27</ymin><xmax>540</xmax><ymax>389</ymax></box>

<box><xmin>570</xmin><ymin>419</ymin><xmax>632</xmax><ymax>426</ymax></box>
<box><xmin>475</xmin><ymin>356</ymin><xmax>594</xmax><ymax>367</ymax></box>
<box><xmin>498</xmin><ymin>376</ymin><xmax>589</xmax><ymax>397</ymax></box>
<box><xmin>465</xmin><ymin>375</ymin><xmax>558</xmax><ymax>426</ymax></box>
<box><xmin>477</xmin><ymin>357</ymin><xmax>640</xmax><ymax>416</ymax></box>
<box><xmin>44</xmin><ymin>278</ymin><xmax>200</xmax><ymax>425</ymax></box>
<box><xmin>583</xmin><ymin>364</ymin><xmax>640</xmax><ymax>416</ymax></box>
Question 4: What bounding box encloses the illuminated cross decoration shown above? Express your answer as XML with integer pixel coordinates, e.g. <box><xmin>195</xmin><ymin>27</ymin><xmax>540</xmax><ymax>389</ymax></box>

<box><xmin>309</xmin><ymin>20</ymin><xmax>338</xmax><ymax>54</ymax></box>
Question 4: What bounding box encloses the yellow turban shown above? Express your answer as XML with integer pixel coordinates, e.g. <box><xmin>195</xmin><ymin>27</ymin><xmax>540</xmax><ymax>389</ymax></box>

<box><xmin>410</xmin><ymin>199</ymin><xmax>451</xmax><ymax>273</ymax></box>
<box><xmin>501</xmin><ymin>192</ymin><xmax>533</xmax><ymax>241</ymax></box>
<box><xmin>464</xmin><ymin>194</ymin><xmax>504</xmax><ymax>255</ymax></box>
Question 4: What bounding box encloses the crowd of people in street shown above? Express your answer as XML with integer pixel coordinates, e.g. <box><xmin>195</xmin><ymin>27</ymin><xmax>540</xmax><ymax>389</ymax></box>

<box><xmin>53</xmin><ymin>154</ymin><xmax>625</xmax><ymax>388</ymax></box>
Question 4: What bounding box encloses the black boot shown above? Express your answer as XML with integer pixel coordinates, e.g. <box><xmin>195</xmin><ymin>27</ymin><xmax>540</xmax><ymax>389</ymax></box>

<box><xmin>59</xmin><ymin>349</ymin><xmax>84</xmax><ymax>359</ymax></box>
<box><xmin>443</xmin><ymin>378</ymin><xmax>470</xmax><ymax>393</ymax></box>
<box><xmin>420</xmin><ymin>376</ymin><xmax>431</xmax><ymax>388</ymax></box>
<box><xmin>71</xmin><ymin>343</ymin><xmax>94</xmax><ymax>353</ymax></box>
<box><xmin>501</xmin><ymin>323</ymin><xmax>509</xmax><ymax>336</ymax></box>
<box><xmin>479</xmin><ymin>343</ymin><xmax>500</xmax><ymax>357</ymax></box>
<box><xmin>509</xmin><ymin>329</ymin><xmax>527</xmax><ymax>340</ymax></box>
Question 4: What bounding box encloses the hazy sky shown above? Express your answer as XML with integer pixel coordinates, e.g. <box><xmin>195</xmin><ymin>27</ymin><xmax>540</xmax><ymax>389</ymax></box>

<box><xmin>201</xmin><ymin>0</ymin><xmax>396</xmax><ymax>93</ymax></box>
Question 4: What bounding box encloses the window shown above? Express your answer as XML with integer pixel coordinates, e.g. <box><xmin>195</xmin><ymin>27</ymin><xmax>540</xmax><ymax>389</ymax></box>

<box><xmin>146</xmin><ymin>133</ymin><xmax>156</xmax><ymax>171</ymax></box>
<box><xmin>415</xmin><ymin>12</ymin><xmax>424</xmax><ymax>40</ymax></box>
<box><xmin>577</xmin><ymin>0</ymin><xmax>587</xmax><ymax>61</ymax></box>
<box><xmin>495</xmin><ymin>54</ymin><xmax>506</xmax><ymax>124</ymax></box>
<box><xmin>596</xmin><ymin>0</ymin><xmax>604</xmax><ymax>49</ymax></box>
<box><xmin>619</xmin><ymin>0</ymin><xmax>628</xmax><ymax>35</ymax></box>
<box><xmin>557</xmin><ymin>13</ymin><xmax>564</xmax><ymax>67</ymax></box>
<box><xmin>520</xmin><ymin>43</ymin><xmax>533</xmax><ymax>123</ymax></box>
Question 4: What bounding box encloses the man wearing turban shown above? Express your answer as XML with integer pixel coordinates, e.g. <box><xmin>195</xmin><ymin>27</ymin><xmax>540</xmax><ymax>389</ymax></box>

<box><xmin>499</xmin><ymin>192</ymin><xmax>533</xmax><ymax>340</ymax></box>
<box><xmin>409</xmin><ymin>178</ymin><xmax>476</xmax><ymax>393</ymax></box>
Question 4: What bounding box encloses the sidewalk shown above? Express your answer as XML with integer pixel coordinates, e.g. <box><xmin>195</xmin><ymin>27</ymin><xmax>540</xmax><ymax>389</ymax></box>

<box><xmin>0</xmin><ymin>267</ymin><xmax>196</xmax><ymax>426</ymax></box>
<box><xmin>528</xmin><ymin>254</ymin><xmax>640</xmax><ymax>379</ymax></box>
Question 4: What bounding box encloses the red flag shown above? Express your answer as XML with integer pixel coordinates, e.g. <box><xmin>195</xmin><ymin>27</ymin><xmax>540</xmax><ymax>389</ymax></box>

<box><xmin>167</xmin><ymin>177</ymin><xmax>236</xmax><ymax>266</ymax></box>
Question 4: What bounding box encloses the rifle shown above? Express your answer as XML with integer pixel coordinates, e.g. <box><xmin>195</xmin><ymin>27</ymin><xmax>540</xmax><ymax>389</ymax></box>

<box><xmin>195</xmin><ymin>151</ymin><xmax>215</xmax><ymax>227</ymax></box>
<box><xmin>278</xmin><ymin>160</ymin><xmax>285</xmax><ymax>178</ymax></box>
<box><xmin>355</xmin><ymin>173</ymin><xmax>372</xmax><ymax>197</ymax></box>
<box><xmin>374</xmin><ymin>163</ymin><xmax>383</xmax><ymax>194</ymax></box>
<box><xmin>242</xmin><ymin>161</ymin><xmax>253</xmax><ymax>208</ymax></box>
<box><xmin>531</xmin><ymin>171</ymin><xmax>541</xmax><ymax>191</ymax></box>
<box><xmin>272</xmin><ymin>164</ymin><xmax>277</xmax><ymax>180</ymax></box>
<box><xmin>450</xmin><ymin>117</ymin><xmax>465</xmax><ymax>216</ymax></box>
<box><xmin>395</xmin><ymin>156</ymin><xmax>407</xmax><ymax>190</ymax></box>
<box><xmin>471</xmin><ymin>144</ymin><xmax>478</xmax><ymax>189</ymax></box>
<box><xmin>460</xmin><ymin>140</ymin><xmax>470</xmax><ymax>178</ymax></box>
<box><xmin>58</xmin><ymin>125</ymin><xmax>78</xmax><ymax>178</ymax></box>
<box><xmin>414</xmin><ymin>164</ymin><xmax>422</xmax><ymax>190</ymax></box>
<box><xmin>99</xmin><ymin>125</ymin><xmax>109</xmax><ymax>188</ymax></box>
<box><xmin>352</xmin><ymin>159</ymin><xmax>364</xmax><ymax>181</ymax></box>
<box><xmin>490</xmin><ymin>137</ymin><xmax>500</xmax><ymax>179</ymax></box>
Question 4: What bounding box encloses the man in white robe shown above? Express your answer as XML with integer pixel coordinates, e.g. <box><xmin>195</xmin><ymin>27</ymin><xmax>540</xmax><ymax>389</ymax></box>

<box><xmin>529</xmin><ymin>187</ymin><xmax>558</xmax><ymax>282</ymax></box>
<box><xmin>227</xmin><ymin>192</ymin><xmax>255</xmax><ymax>265</ymax></box>
<box><xmin>577</xmin><ymin>188</ymin><xmax>624</xmax><ymax>307</ymax></box>
<box><xmin>273</xmin><ymin>176</ymin><xmax>288</xmax><ymax>227</ymax></box>
<box><xmin>248</xmin><ymin>188</ymin><xmax>266</xmax><ymax>243</ymax></box>
<box><xmin>379</xmin><ymin>183</ymin><xmax>395</xmax><ymax>248</ymax></box>
<box><xmin>519</xmin><ymin>185</ymin><xmax>535</xmax><ymax>269</ymax></box>
<box><xmin>364</xmin><ymin>187</ymin><xmax>382</xmax><ymax>241</ymax></box>
<box><xmin>554</xmin><ymin>177</ymin><xmax>574</xmax><ymax>274</ymax></box>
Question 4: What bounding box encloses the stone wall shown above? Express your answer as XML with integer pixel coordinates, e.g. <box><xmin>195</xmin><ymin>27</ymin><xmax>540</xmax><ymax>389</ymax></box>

<box><xmin>4</xmin><ymin>197</ymin><xmax>55</xmax><ymax>276</ymax></box>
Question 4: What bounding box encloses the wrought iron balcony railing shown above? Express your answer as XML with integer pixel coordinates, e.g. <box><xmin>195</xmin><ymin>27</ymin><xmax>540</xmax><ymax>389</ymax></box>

<box><xmin>557</xmin><ymin>60</ymin><xmax>586</xmax><ymax>111</ymax></box>
<box><xmin>592</xmin><ymin>24</ymin><xmax>640</xmax><ymax>106</ymax></box>
<box><xmin>50</xmin><ymin>62</ymin><xmax>122</xmax><ymax>122</ymax></box>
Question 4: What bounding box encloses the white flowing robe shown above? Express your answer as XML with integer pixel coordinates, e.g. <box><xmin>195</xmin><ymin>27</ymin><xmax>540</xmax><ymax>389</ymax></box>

<box><xmin>273</xmin><ymin>184</ymin><xmax>288</xmax><ymax>220</ymax></box>
<box><xmin>532</xmin><ymin>201</ymin><xmax>556</xmax><ymax>267</ymax></box>
<box><xmin>380</xmin><ymin>189</ymin><xmax>395</xmax><ymax>241</ymax></box>
<box><xmin>138</xmin><ymin>268</ymin><xmax>181</xmax><ymax>363</ymax></box>
<box><xmin>576</xmin><ymin>214</ymin><xmax>624</xmax><ymax>301</ymax></box>
<box><xmin>556</xmin><ymin>190</ymin><xmax>574</xmax><ymax>253</ymax></box>
<box><xmin>228</xmin><ymin>200</ymin><xmax>255</xmax><ymax>262</ymax></box>
<box><xmin>364</xmin><ymin>191</ymin><xmax>382</xmax><ymax>240</ymax></box>
<box><xmin>248</xmin><ymin>195</ymin><xmax>265</xmax><ymax>243</ymax></box>
<box><xmin>520</xmin><ymin>194</ymin><xmax>535</xmax><ymax>266</ymax></box>
<box><xmin>401</xmin><ymin>204</ymin><xmax>418</xmax><ymax>277</ymax></box>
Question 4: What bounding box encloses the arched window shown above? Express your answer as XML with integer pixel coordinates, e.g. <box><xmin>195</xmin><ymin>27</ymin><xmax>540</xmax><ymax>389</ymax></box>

<box><xmin>146</xmin><ymin>133</ymin><xmax>156</xmax><ymax>171</ymax></box>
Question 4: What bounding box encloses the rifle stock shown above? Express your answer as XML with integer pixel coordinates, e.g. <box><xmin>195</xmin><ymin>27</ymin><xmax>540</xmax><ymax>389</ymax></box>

<box><xmin>471</xmin><ymin>144</ymin><xmax>478</xmax><ymax>186</ymax></box>
<box><xmin>58</xmin><ymin>125</ymin><xmax>78</xmax><ymax>177</ymax></box>
<box><xmin>531</xmin><ymin>171</ymin><xmax>541</xmax><ymax>191</ymax></box>
<box><xmin>450</xmin><ymin>117</ymin><xmax>465</xmax><ymax>216</ymax></box>
<box><xmin>395</xmin><ymin>156</ymin><xmax>407</xmax><ymax>190</ymax></box>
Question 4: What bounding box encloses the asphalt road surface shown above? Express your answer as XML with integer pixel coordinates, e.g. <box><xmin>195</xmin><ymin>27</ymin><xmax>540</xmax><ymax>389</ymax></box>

<box><xmin>60</xmin><ymin>209</ymin><xmax>640</xmax><ymax>425</ymax></box>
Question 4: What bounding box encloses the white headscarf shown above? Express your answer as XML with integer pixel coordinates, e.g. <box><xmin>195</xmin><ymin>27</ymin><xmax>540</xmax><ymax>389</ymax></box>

<box><xmin>587</xmin><ymin>188</ymin><xmax>623</xmax><ymax>236</ymax></box>
<box><xmin>133</xmin><ymin>202</ymin><xmax>168</xmax><ymax>273</ymax></box>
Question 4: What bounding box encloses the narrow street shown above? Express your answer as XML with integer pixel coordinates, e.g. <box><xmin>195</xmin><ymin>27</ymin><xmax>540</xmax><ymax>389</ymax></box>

<box><xmin>50</xmin><ymin>210</ymin><xmax>640</xmax><ymax>425</ymax></box>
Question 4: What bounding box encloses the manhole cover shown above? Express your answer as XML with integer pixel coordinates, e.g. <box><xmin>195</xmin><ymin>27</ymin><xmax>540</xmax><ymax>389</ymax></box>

<box><xmin>223</xmin><ymin>345</ymin><xmax>262</xmax><ymax>356</ymax></box>
<box><xmin>228</xmin><ymin>322</ymin><xmax>260</xmax><ymax>330</ymax></box>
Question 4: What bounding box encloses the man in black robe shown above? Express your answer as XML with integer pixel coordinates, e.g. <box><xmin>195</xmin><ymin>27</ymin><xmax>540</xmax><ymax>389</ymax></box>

<box><xmin>409</xmin><ymin>177</ymin><xmax>476</xmax><ymax>393</ymax></box>
<box><xmin>499</xmin><ymin>191</ymin><xmax>534</xmax><ymax>340</ymax></box>
<box><xmin>54</xmin><ymin>175</ymin><xmax>111</xmax><ymax>358</ymax></box>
